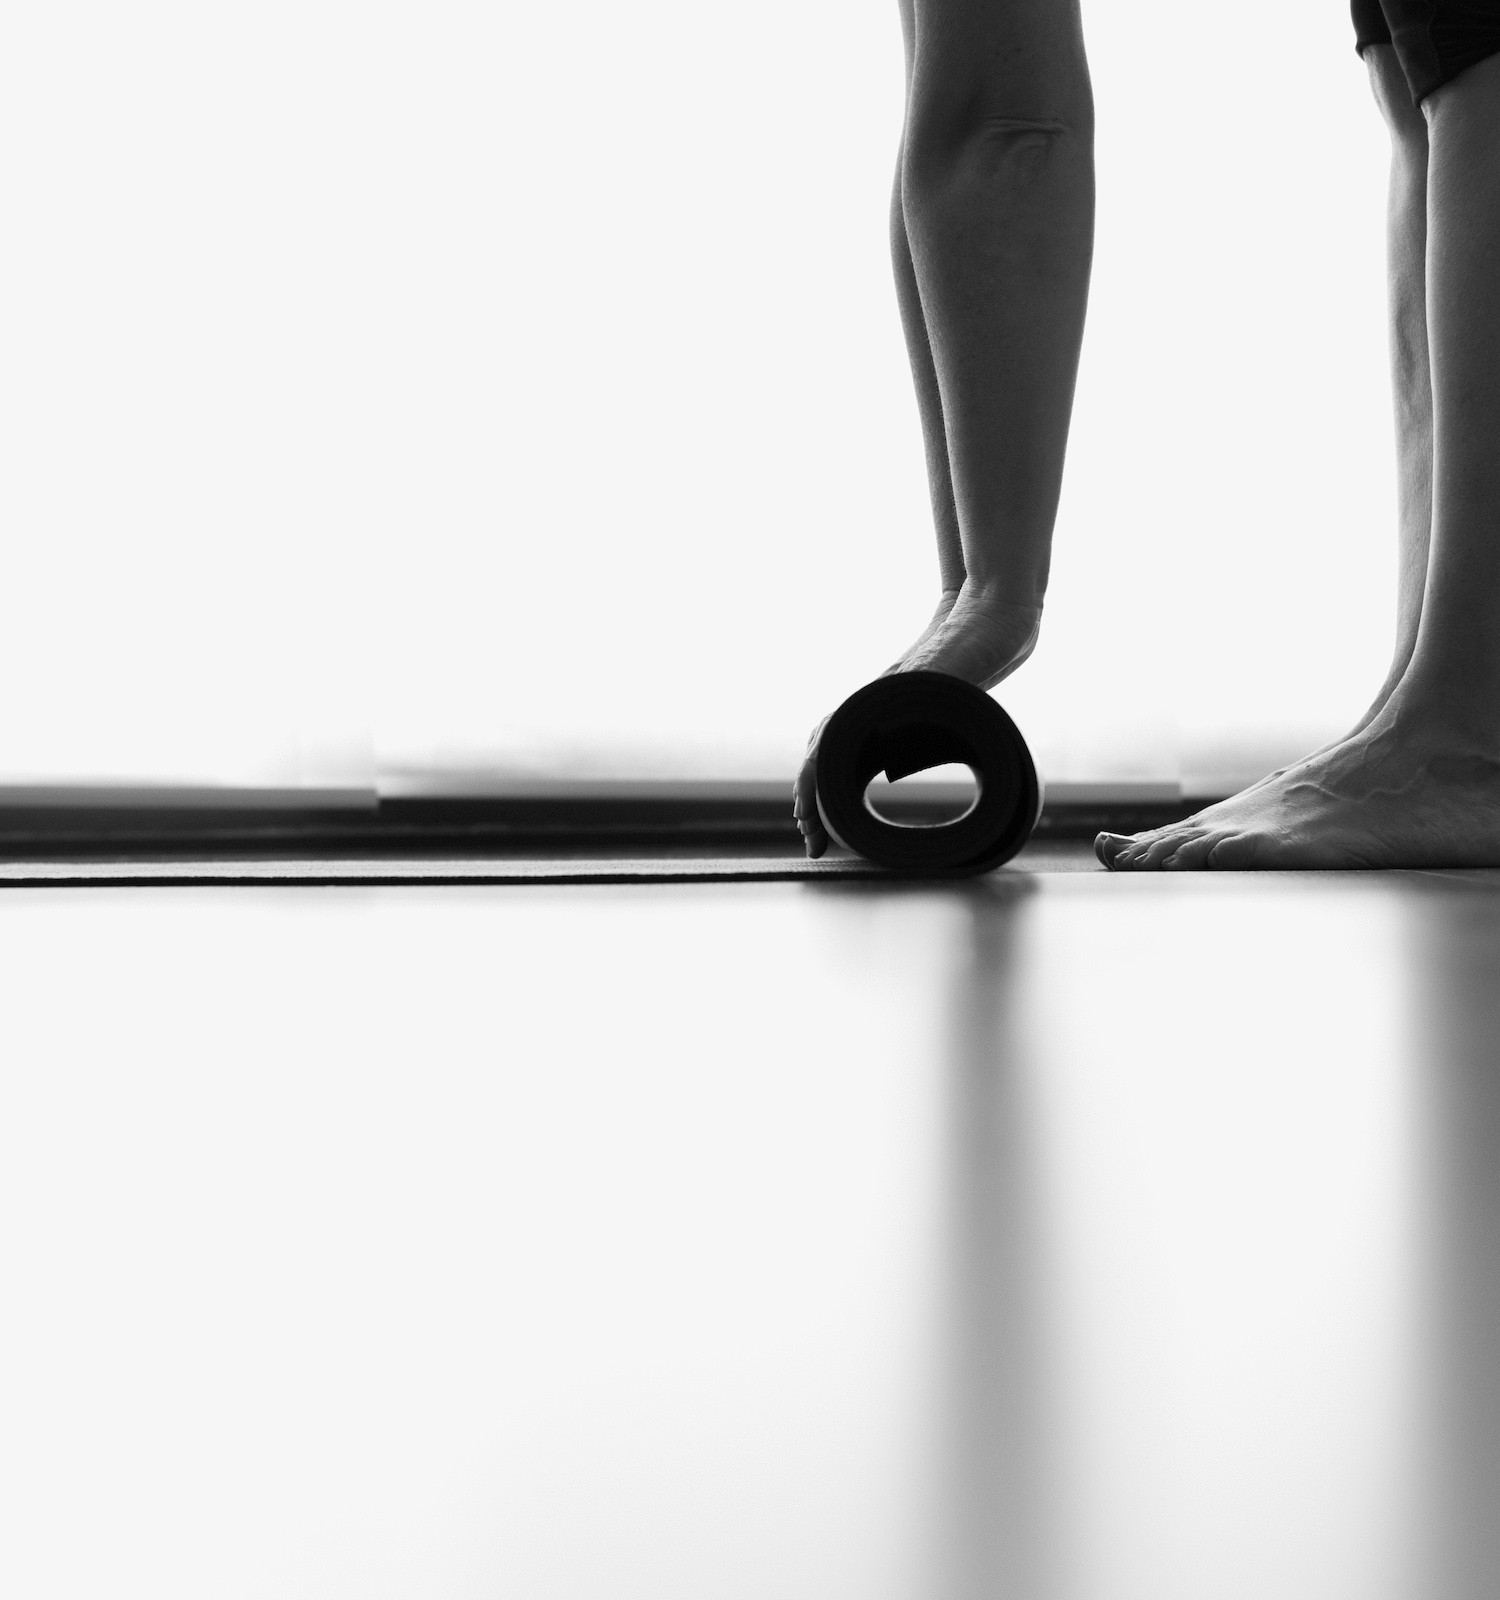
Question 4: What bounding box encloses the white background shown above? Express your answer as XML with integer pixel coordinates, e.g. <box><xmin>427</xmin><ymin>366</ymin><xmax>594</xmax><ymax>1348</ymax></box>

<box><xmin>0</xmin><ymin>2</ymin><xmax>1396</xmax><ymax>792</ymax></box>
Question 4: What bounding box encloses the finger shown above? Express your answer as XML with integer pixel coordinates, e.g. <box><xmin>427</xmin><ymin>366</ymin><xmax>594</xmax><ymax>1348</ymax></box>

<box><xmin>794</xmin><ymin>753</ymin><xmax>829</xmax><ymax>858</ymax></box>
<box><xmin>794</xmin><ymin>750</ymin><xmax>817</xmax><ymax>822</ymax></box>
<box><xmin>795</xmin><ymin>719</ymin><xmax>828</xmax><ymax>819</ymax></box>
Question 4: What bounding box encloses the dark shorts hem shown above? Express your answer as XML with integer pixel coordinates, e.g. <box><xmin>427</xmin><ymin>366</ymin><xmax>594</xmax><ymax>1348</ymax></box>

<box><xmin>1352</xmin><ymin>0</ymin><xmax>1500</xmax><ymax>104</ymax></box>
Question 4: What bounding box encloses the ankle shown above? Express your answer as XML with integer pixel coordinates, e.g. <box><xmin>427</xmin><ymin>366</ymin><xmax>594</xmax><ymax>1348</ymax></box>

<box><xmin>1384</xmin><ymin>676</ymin><xmax>1500</xmax><ymax>752</ymax></box>
<box><xmin>952</xmin><ymin>574</ymin><xmax>1044</xmax><ymax>620</ymax></box>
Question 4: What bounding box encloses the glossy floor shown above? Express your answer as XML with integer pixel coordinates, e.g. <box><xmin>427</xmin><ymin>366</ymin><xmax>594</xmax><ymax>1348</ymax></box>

<box><xmin>1</xmin><ymin>854</ymin><xmax>1496</xmax><ymax>1598</ymax></box>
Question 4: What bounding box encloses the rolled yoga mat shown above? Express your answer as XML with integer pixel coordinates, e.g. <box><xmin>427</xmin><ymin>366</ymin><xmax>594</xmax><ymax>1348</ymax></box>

<box><xmin>814</xmin><ymin>670</ymin><xmax>1042</xmax><ymax>876</ymax></box>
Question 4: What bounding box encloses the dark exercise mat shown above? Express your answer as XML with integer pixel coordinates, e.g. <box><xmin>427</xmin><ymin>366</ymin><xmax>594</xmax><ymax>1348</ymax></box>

<box><xmin>0</xmin><ymin>846</ymin><xmax>1100</xmax><ymax>886</ymax></box>
<box><xmin>815</xmin><ymin>671</ymin><xmax>1041</xmax><ymax>875</ymax></box>
<box><xmin>0</xmin><ymin>676</ymin><xmax>1049</xmax><ymax>885</ymax></box>
<box><xmin>0</xmin><ymin>855</ymin><xmax>890</xmax><ymax>886</ymax></box>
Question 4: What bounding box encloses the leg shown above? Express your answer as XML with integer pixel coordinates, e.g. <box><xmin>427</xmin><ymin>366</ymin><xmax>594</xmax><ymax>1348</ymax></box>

<box><xmin>1189</xmin><ymin>41</ymin><xmax>1433</xmax><ymax>795</ymax></box>
<box><xmin>1361</xmin><ymin>42</ymin><xmax>1435</xmax><ymax>726</ymax></box>
<box><xmin>893</xmin><ymin>0</ymin><xmax>966</xmax><ymax>602</ymax></box>
<box><xmin>895</xmin><ymin>0</ymin><xmax>1094</xmax><ymax>685</ymax></box>
<box><xmin>796</xmin><ymin>0</ymin><xmax>1094</xmax><ymax>855</ymax></box>
<box><xmin>883</xmin><ymin>0</ymin><xmax>968</xmax><ymax>677</ymax></box>
<box><xmin>1400</xmin><ymin>53</ymin><xmax>1500</xmax><ymax>708</ymax></box>
<box><xmin>901</xmin><ymin>0</ymin><xmax>1093</xmax><ymax>599</ymax></box>
<box><xmin>1094</xmin><ymin>43</ymin><xmax>1433</xmax><ymax>867</ymax></box>
<box><xmin>887</xmin><ymin>0</ymin><xmax>1094</xmax><ymax>682</ymax></box>
<box><xmin>1101</xmin><ymin>51</ymin><xmax>1500</xmax><ymax>872</ymax></box>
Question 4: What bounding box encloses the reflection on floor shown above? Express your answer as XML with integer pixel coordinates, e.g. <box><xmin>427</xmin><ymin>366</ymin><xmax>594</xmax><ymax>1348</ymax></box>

<box><xmin>0</xmin><ymin>852</ymin><xmax>1496</xmax><ymax>1598</ymax></box>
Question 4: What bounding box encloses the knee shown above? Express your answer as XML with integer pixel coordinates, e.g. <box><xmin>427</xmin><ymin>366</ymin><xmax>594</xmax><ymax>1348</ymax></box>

<box><xmin>904</xmin><ymin>91</ymin><xmax>1093</xmax><ymax>190</ymax></box>
<box><xmin>903</xmin><ymin>3</ymin><xmax>1091</xmax><ymax>153</ymax></box>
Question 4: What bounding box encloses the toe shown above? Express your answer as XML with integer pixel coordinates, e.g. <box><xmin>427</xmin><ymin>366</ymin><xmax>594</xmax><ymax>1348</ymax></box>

<box><xmin>1094</xmin><ymin>832</ymin><xmax>1132</xmax><ymax>869</ymax></box>
<box><xmin>1204</xmin><ymin>831</ymin><xmax>1261</xmax><ymax>870</ymax></box>
<box><xmin>1161</xmin><ymin>830</ymin><xmax>1223</xmax><ymax>871</ymax></box>
<box><xmin>1136</xmin><ymin>828</ymin><xmax>1199</xmax><ymax>870</ymax></box>
<box><xmin>1115</xmin><ymin>824</ymin><xmax>1218</xmax><ymax>871</ymax></box>
<box><xmin>1109</xmin><ymin>828</ymin><xmax>1168</xmax><ymax>870</ymax></box>
<box><xmin>1098</xmin><ymin>829</ymin><xmax>1167</xmax><ymax>869</ymax></box>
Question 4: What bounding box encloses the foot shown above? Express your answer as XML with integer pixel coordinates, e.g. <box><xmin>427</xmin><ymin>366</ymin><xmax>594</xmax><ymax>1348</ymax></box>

<box><xmin>1095</xmin><ymin>698</ymin><xmax>1500</xmax><ymax>871</ymax></box>
<box><xmin>794</xmin><ymin>583</ymin><xmax>1042</xmax><ymax>858</ymax></box>
<box><xmin>895</xmin><ymin>583</ymin><xmax>1041</xmax><ymax>691</ymax></box>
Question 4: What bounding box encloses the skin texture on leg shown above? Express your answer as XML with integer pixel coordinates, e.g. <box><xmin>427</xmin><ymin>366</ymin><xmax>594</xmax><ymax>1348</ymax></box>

<box><xmin>1158</xmin><ymin>43</ymin><xmax>1435</xmax><ymax>807</ymax></box>
<box><xmin>1098</xmin><ymin>49</ymin><xmax>1500</xmax><ymax>871</ymax></box>
<box><xmin>872</xmin><ymin>0</ymin><xmax>969</xmax><ymax>718</ymax></box>
<box><xmin>1401</xmin><ymin>51</ymin><xmax>1500</xmax><ymax>706</ymax></box>
<box><xmin>1356</xmin><ymin>44</ymin><xmax>1436</xmax><ymax>725</ymax></box>
<box><xmin>892</xmin><ymin>0</ymin><xmax>965</xmax><ymax>601</ymax></box>
<box><xmin>899</xmin><ymin>0</ymin><xmax>1094</xmax><ymax>617</ymax></box>
<box><xmin>796</xmin><ymin>0</ymin><xmax>1094</xmax><ymax>855</ymax></box>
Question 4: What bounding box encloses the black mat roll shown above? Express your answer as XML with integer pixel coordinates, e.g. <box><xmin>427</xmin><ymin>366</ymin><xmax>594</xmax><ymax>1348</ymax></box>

<box><xmin>814</xmin><ymin>671</ymin><xmax>1041</xmax><ymax>875</ymax></box>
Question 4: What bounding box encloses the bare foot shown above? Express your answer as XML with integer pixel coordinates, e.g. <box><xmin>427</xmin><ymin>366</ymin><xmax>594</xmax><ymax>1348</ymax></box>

<box><xmin>897</xmin><ymin>584</ymin><xmax>1041</xmax><ymax>691</ymax></box>
<box><xmin>1096</xmin><ymin>696</ymin><xmax>1500</xmax><ymax>871</ymax></box>
<box><xmin>794</xmin><ymin>583</ymin><xmax>1042</xmax><ymax>858</ymax></box>
<box><xmin>886</xmin><ymin>587</ymin><xmax>963</xmax><ymax>671</ymax></box>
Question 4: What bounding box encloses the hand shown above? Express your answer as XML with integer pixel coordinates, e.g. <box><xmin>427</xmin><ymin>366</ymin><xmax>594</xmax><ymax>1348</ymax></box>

<box><xmin>793</xmin><ymin>713</ymin><xmax>833</xmax><ymax>858</ymax></box>
<box><xmin>793</xmin><ymin>583</ymin><xmax>1042</xmax><ymax>858</ymax></box>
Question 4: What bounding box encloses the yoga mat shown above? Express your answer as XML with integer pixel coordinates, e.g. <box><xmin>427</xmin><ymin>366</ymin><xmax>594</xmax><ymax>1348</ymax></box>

<box><xmin>0</xmin><ymin>844</ymin><xmax>1099</xmax><ymax>887</ymax></box>
<box><xmin>0</xmin><ymin>855</ymin><xmax>888</xmax><ymax>887</ymax></box>
<box><xmin>815</xmin><ymin>671</ymin><xmax>1041</xmax><ymax>875</ymax></box>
